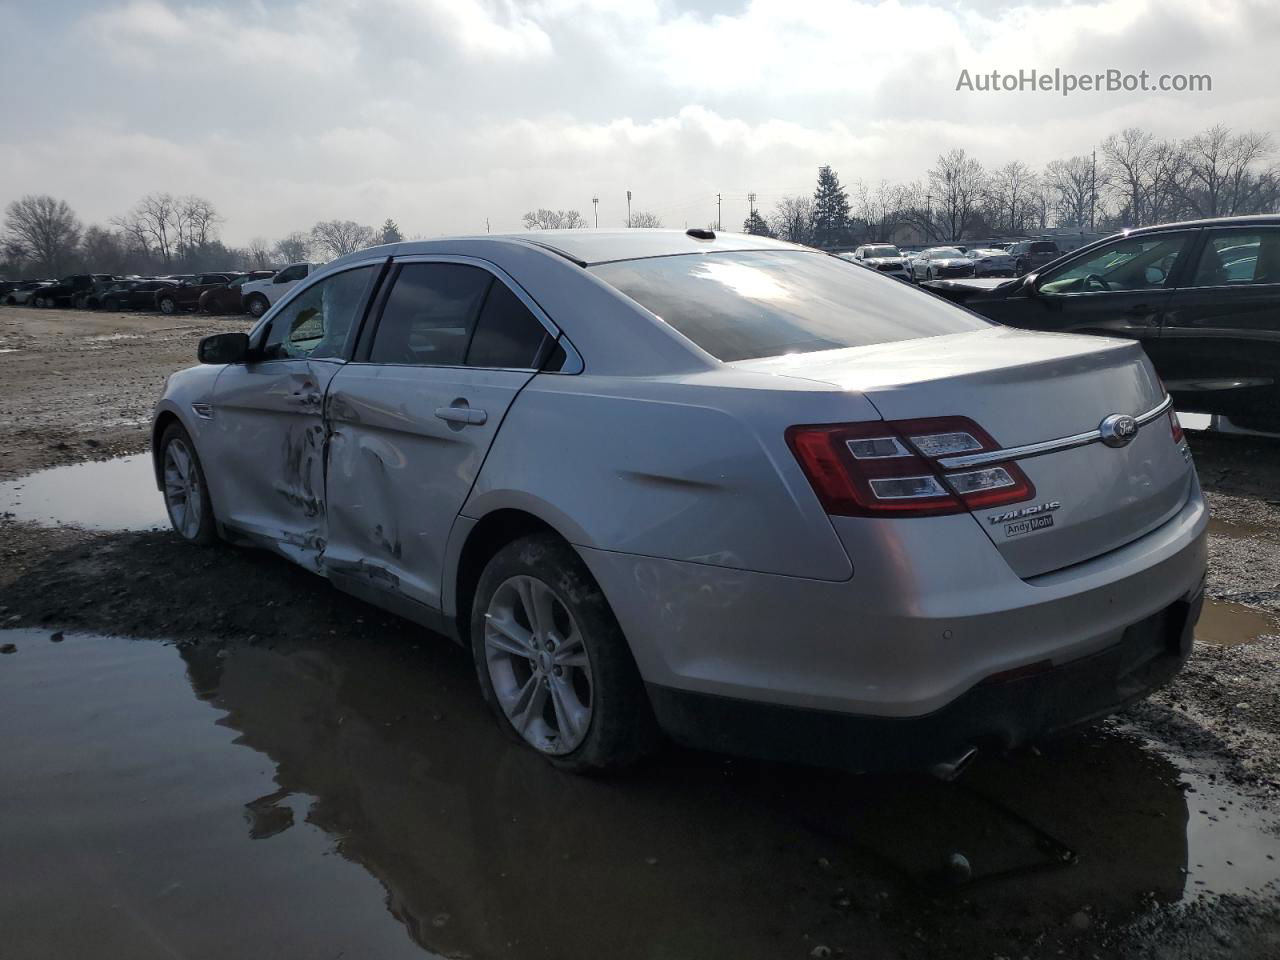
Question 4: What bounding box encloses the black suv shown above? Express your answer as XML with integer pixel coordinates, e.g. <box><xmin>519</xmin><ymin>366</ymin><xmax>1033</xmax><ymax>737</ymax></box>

<box><xmin>1006</xmin><ymin>239</ymin><xmax>1061</xmax><ymax>276</ymax></box>
<box><xmin>921</xmin><ymin>215</ymin><xmax>1280</xmax><ymax>433</ymax></box>
<box><xmin>34</xmin><ymin>274</ymin><xmax>117</xmax><ymax>308</ymax></box>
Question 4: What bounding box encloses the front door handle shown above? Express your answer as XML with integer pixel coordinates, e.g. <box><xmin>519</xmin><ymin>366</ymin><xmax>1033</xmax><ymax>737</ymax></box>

<box><xmin>435</xmin><ymin>406</ymin><xmax>487</xmax><ymax>426</ymax></box>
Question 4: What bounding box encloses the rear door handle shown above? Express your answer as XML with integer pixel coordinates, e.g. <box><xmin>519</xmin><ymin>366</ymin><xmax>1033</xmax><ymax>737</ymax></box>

<box><xmin>435</xmin><ymin>406</ymin><xmax>487</xmax><ymax>426</ymax></box>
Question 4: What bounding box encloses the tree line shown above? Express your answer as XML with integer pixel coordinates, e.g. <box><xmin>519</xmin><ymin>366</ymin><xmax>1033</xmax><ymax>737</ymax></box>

<box><xmin>5</xmin><ymin>123</ymin><xmax>1276</xmax><ymax>278</ymax></box>
<box><xmin>747</xmin><ymin>124</ymin><xmax>1278</xmax><ymax>248</ymax></box>
<box><xmin>0</xmin><ymin>192</ymin><xmax>406</xmax><ymax>279</ymax></box>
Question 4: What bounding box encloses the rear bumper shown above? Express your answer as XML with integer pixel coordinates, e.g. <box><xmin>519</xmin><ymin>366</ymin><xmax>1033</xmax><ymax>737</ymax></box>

<box><xmin>647</xmin><ymin>587</ymin><xmax>1201</xmax><ymax>771</ymax></box>
<box><xmin>578</xmin><ymin>479</ymin><xmax>1207</xmax><ymax>735</ymax></box>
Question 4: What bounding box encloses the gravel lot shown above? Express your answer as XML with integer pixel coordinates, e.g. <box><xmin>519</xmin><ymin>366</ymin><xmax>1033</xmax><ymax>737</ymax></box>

<box><xmin>0</xmin><ymin>303</ymin><xmax>1277</xmax><ymax>959</ymax></box>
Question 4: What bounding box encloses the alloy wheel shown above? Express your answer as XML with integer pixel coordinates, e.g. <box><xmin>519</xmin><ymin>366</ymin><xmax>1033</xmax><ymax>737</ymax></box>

<box><xmin>159</xmin><ymin>297</ymin><xmax>176</xmax><ymax>315</ymax></box>
<box><xmin>483</xmin><ymin>574</ymin><xmax>593</xmax><ymax>755</ymax></box>
<box><xmin>163</xmin><ymin>438</ymin><xmax>203</xmax><ymax>540</ymax></box>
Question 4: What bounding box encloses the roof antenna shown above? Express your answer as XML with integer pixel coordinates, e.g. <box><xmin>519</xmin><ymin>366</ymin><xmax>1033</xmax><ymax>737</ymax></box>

<box><xmin>686</xmin><ymin>228</ymin><xmax>715</xmax><ymax>240</ymax></box>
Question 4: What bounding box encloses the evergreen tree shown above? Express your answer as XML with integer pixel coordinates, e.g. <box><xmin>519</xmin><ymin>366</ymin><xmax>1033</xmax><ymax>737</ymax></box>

<box><xmin>811</xmin><ymin>165</ymin><xmax>851</xmax><ymax>248</ymax></box>
<box><xmin>742</xmin><ymin>210</ymin><xmax>771</xmax><ymax>236</ymax></box>
<box><xmin>379</xmin><ymin>218</ymin><xmax>404</xmax><ymax>244</ymax></box>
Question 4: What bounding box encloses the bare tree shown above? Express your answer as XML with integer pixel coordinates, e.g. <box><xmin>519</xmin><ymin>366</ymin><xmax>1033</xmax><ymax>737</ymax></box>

<box><xmin>247</xmin><ymin>237</ymin><xmax>274</xmax><ymax>268</ymax></box>
<box><xmin>987</xmin><ymin>161</ymin><xmax>1039</xmax><ymax>234</ymax></box>
<box><xmin>1043</xmin><ymin>156</ymin><xmax>1104</xmax><ymax>228</ymax></box>
<box><xmin>275</xmin><ymin>231</ymin><xmax>313</xmax><ymax>263</ymax></box>
<box><xmin>929</xmin><ymin>149</ymin><xmax>988</xmax><ymax>241</ymax></box>
<box><xmin>627</xmin><ymin>211</ymin><xmax>663</xmax><ymax>228</ymax></box>
<box><xmin>310</xmin><ymin>220</ymin><xmax>375</xmax><ymax>258</ymax></box>
<box><xmin>1181</xmin><ymin>125</ymin><xmax>1274</xmax><ymax>217</ymax></box>
<box><xmin>178</xmin><ymin>195</ymin><xmax>222</xmax><ymax>255</ymax></box>
<box><xmin>521</xmin><ymin>209</ymin><xmax>588</xmax><ymax>230</ymax></box>
<box><xmin>854</xmin><ymin>180</ymin><xmax>908</xmax><ymax>242</ymax></box>
<box><xmin>768</xmin><ymin>195</ymin><xmax>815</xmax><ymax>244</ymax></box>
<box><xmin>80</xmin><ymin>225</ymin><xmax>128</xmax><ymax>274</ymax></box>
<box><xmin>3</xmin><ymin>194</ymin><xmax>82</xmax><ymax>276</ymax></box>
<box><xmin>113</xmin><ymin>193</ymin><xmax>180</xmax><ymax>266</ymax></box>
<box><xmin>1099</xmin><ymin>128</ymin><xmax>1181</xmax><ymax>226</ymax></box>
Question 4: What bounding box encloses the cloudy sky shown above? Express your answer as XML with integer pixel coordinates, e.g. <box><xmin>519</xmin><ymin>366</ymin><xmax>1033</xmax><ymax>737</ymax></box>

<box><xmin>1</xmin><ymin>0</ymin><xmax>1274</xmax><ymax>243</ymax></box>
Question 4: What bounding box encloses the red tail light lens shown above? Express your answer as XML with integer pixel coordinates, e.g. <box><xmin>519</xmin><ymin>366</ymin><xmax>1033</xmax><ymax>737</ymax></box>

<box><xmin>1169</xmin><ymin>409</ymin><xmax>1185</xmax><ymax>444</ymax></box>
<box><xmin>786</xmin><ymin>417</ymin><xmax>1035</xmax><ymax>518</ymax></box>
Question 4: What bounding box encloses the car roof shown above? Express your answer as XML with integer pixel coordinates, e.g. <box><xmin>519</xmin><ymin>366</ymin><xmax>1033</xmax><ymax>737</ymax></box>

<box><xmin>339</xmin><ymin>230</ymin><xmax>808</xmax><ymax>269</ymax></box>
<box><xmin>1126</xmin><ymin>213</ymin><xmax>1280</xmax><ymax>235</ymax></box>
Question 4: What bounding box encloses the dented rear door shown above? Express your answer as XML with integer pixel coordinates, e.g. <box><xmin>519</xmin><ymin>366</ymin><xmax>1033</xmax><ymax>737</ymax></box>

<box><xmin>322</xmin><ymin>258</ymin><xmax>555</xmax><ymax>612</ymax></box>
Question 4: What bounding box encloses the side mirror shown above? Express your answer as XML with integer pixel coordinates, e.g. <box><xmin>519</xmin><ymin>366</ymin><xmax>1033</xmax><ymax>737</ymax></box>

<box><xmin>198</xmin><ymin>332</ymin><xmax>250</xmax><ymax>365</ymax></box>
<box><xmin>1023</xmin><ymin>273</ymin><xmax>1040</xmax><ymax>296</ymax></box>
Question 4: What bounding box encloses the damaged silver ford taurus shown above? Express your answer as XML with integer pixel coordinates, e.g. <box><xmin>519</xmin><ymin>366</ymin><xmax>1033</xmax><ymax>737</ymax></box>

<box><xmin>151</xmin><ymin>229</ymin><xmax>1208</xmax><ymax>774</ymax></box>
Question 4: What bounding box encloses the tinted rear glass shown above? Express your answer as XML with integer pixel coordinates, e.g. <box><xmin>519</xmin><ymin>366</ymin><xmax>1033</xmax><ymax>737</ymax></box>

<box><xmin>1031</xmin><ymin>242</ymin><xmax>1058</xmax><ymax>253</ymax></box>
<box><xmin>591</xmin><ymin>251</ymin><xmax>991</xmax><ymax>362</ymax></box>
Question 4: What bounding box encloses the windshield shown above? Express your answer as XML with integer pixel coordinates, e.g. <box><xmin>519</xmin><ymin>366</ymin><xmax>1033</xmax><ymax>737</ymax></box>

<box><xmin>864</xmin><ymin>246</ymin><xmax>899</xmax><ymax>258</ymax></box>
<box><xmin>929</xmin><ymin>248</ymin><xmax>964</xmax><ymax>258</ymax></box>
<box><xmin>590</xmin><ymin>250</ymin><xmax>991</xmax><ymax>362</ymax></box>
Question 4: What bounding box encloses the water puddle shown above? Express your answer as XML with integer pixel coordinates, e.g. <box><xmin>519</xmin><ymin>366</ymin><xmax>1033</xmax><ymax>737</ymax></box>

<box><xmin>0</xmin><ymin>455</ymin><xmax>168</xmax><ymax>531</ymax></box>
<box><xmin>1</xmin><ymin>629</ymin><xmax>1276</xmax><ymax>959</ymax></box>
<box><xmin>1208</xmin><ymin>516</ymin><xmax>1275</xmax><ymax>541</ymax></box>
<box><xmin>1197</xmin><ymin>598</ymin><xmax>1278</xmax><ymax>647</ymax></box>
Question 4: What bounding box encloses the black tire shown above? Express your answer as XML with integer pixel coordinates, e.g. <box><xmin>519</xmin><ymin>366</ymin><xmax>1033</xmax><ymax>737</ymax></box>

<box><xmin>158</xmin><ymin>422</ymin><xmax>218</xmax><ymax>545</ymax></box>
<box><xmin>32</xmin><ymin>295</ymin><xmax>46</xmax><ymax>308</ymax></box>
<box><xmin>158</xmin><ymin>295</ymin><xmax>178</xmax><ymax>315</ymax></box>
<box><xmin>102</xmin><ymin>297</ymin><xmax>118</xmax><ymax>311</ymax></box>
<box><xmin>245</xmin><ymin>294</ymin><xmax>269</xmax><ymax>318</ymax></box>
<box><xmin>470</xmin><ymin>533</ymin><xmax>658</xmax><ymax>773</ymax></box>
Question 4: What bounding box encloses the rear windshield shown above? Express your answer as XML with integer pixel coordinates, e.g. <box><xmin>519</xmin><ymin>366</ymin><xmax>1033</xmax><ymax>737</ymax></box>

<box><xmin>590</xmin><ymin>251</ymin><xmax>992</xmax><ymax>362</ymax></box>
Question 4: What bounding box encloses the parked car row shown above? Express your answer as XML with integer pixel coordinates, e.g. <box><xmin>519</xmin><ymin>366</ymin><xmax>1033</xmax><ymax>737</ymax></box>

<box><xmin>921</xmin><ymin>214</ymin><xmax>1280</xmax><ymax>434</ymax></box>
<box><xmin>845</xmin><ymin>241</ymin><xmax>1044</xmax><ymax>283</ymax></box>
<box><xmin>0</xmin><ymin>264</ymin><xmax>323</xmax><ymax>315</ymax></box>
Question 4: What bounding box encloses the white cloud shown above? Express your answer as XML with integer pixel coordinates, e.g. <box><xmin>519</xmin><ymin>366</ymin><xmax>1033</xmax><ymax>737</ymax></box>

<box><xmin>0</xmin><ymin>0</ymin><xmax>1275</xmax><ymax>243</ymax></box>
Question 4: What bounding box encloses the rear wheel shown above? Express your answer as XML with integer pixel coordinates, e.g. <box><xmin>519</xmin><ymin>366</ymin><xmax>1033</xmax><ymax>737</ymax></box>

<box><xmin>245</xmin><ymin>294</ymin><xmax>269</xmax><ymax>318</ymax></box>
<box><xmin>159</xmin><ymin>423</ymin><xmax>217</xmax><ymax>545</ymax></box>
<box><xmin>471</xmin><ymin>533</ymin><xmax>657</xmax><ymax>773</ymax></box>
<box><xmin>32</xmin><ymin>294</ymin><xmax>47</xmax><ymax>308</ymax></box>
<box><xmin>158</xmin><ymin>295</ymin><xmax>177</xmax><ymax>315</ymax></box>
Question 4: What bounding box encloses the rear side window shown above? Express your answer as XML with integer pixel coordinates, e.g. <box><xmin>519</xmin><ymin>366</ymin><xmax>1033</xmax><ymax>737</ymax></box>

<box><xmin>1191</xmin><ymin>229</ymin><xmax>1280</xmax><ymax>286</ymax></box>
<box><xmin>369</xmin><ymin>263</ymin><xmax>491</xmax><ymax>366</ymax></box>
<box><xmin>1031</xmin><ymin>242</ymin><xmax>1058</xmax><ymax>254</ymax></box>
<box><xmin>590</xmin><ymin>251</ymin><xmax>991</xmax><ymax>362</ymax></box>
<box><xmin>467</xmin><ymin>280</ymin><xmax>548</xmax><ymax>368</ymax></box>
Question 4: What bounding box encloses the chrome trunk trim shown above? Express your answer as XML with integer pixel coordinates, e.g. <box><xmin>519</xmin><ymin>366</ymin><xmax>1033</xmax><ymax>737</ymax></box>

<box><xmin>937</xmin><ymin>396</ymin><xmax>1174</xmax><ymax>470</ymax></box>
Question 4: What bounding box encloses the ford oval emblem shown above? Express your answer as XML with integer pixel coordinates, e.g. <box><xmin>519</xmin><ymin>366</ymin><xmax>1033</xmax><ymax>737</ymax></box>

<box><xmin>1099</xmin><ymin>413</ymin><xmax>1139</xmax><ymax>448</ymax></box>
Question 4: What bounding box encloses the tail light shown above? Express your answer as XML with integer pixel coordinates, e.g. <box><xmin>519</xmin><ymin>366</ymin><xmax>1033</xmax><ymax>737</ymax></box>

<box><xmin>786</xmin><ymin>417</ymin><xmax>1035</xmax><ymax>518</ymax></box>
<box><xmin>1169</xmin><ymin>409</ymin><xmax>1185</xmax><ymax>444</ymax></box>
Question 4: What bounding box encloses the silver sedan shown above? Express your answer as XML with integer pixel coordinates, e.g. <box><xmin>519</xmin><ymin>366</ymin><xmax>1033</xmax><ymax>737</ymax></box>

<box><xmin>151</xmin><ymin>230</ymin><xmax>1207</xmax><ymax>774</ymax></box>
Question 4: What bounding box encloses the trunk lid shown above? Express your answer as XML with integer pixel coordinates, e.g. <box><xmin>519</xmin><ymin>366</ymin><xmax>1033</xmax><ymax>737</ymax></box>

<box><xmin>738</xmin><ymin>327</ymin><xmax>1193</xmax><ymax>578</ymax></box>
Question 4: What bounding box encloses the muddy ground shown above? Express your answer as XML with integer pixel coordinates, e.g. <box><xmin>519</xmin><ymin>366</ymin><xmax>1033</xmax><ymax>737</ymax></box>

<box><xmin>0</xmin><ymin>304</ymin><xmax>1278</xmax><ymax>960</ymax></box>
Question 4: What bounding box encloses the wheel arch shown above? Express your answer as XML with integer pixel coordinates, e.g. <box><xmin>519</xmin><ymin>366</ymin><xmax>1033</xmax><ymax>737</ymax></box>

<box><xmin>447</xmin><ymin>507</ymin><xmax>586</xmax><ymax>647</ymax></box>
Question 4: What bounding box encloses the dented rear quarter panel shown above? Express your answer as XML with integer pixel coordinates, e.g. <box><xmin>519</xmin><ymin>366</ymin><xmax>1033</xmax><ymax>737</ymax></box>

<box><xmin>462</xmin><ymin>368</ymin><xmax>881</xmax><ymax>583</ymax></box>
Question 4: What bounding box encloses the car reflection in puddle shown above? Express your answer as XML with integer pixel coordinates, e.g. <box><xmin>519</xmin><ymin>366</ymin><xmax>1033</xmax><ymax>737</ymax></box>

<box><xmin>2</xmin><ymin>629</ymin><xmax>1277</xmax><ymax>960</ymax></box>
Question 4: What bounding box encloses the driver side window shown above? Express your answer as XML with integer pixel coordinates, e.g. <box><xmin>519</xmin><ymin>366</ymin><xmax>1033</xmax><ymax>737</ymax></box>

<box><xmin>1038</xmin><ymin>233</ymin><xmax>1191</xmax><ymax>295</ymax></box>
<box><xmin>261</xmin><ymin>266</ymin><xmax>379</xmax><ymax>361</ymax></box>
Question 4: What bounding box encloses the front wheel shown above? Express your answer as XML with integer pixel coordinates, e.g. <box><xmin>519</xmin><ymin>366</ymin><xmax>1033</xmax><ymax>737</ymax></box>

<box><xmin>471</xmin><ymin>533</ymin><xmax>657</xmax><ymax>773</ymax></box>
<box><xmin>245</xmin><ymin>294</ymin><xmax>269</xmax><ymax>318</ymax></box>
<box><xmin>158</xmin><ymin>296</ymin><xmax>177</xmax><ymax>315</ymax></box>
<box><xmin>159</xmin><ymin>423</ymin><xmax>217</xmax><ymax>545</ymax></box>
<box><xmin>32</xmin><ymin>295</ymin><xmax>46</xmax><ymax>308</ymax></box>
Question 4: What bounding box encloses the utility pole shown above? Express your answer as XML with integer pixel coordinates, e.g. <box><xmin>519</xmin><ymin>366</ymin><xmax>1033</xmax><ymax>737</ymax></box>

<box><xmin>592</xmin><ymin>196</ymin><xmax>599</xmax><ymax>228</ymax></box>
<box><xmin>485</xmin><ymin>217</ymin><xmax>490</xmax><ymax>234</ymax></box>
<box><xmin>1090</xmin><ymin>150</ymin><xmax>1097</xmax><ymax>233</ymax></box>
<box><xmin>748</xmin><ymin>192</ymin><xmax>757</xmax><ymax>221</ymax></box>
<box><xmin>716</xmin><ymin>192</ymin><xmax>722</xmax><ymax>231</ymax></box>
<box><xmin>626</xmin><ymin>190</ymin><xmax>632</xmax><ymax>228</ymax></box>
